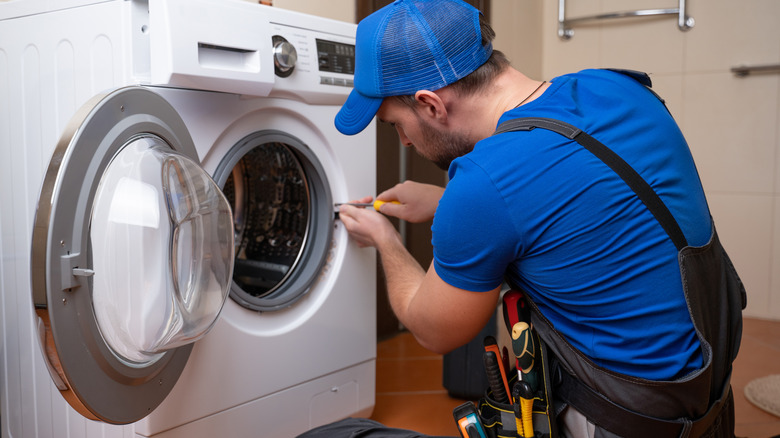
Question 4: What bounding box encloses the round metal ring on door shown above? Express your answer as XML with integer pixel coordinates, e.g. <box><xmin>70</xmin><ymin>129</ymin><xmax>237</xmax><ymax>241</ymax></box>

<box><xmin>30</xmin><ymin>87</ymin><xmax>234</xmax><ymax>424</ymax></box>
<box><xmin>213</xmin><ymin>131</ymin><xmax>333</xmax><ymax>312</ymax></box>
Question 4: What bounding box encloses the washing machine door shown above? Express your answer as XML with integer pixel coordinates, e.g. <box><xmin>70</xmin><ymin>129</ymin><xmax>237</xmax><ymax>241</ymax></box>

<box><xmin>30</xmin><ymin>87</ymin><xmax>235</xmax><ymax>424</ymax></box>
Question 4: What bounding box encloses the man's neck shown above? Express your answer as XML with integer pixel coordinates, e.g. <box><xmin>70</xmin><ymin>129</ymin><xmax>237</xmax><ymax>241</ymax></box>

<box><xmin>450</xmin><ymin>68</ymin><xmax>547</xmax><ymax>143</ymax></box>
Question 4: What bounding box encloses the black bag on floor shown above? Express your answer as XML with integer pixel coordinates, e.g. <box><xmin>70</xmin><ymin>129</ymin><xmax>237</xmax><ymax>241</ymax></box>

<box><xmin>443</xmin><ymin>312</ymin><xmax>497</xmax><ymax>399</ymax></box>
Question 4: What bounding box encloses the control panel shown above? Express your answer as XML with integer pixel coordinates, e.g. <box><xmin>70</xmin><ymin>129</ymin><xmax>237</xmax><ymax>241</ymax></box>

<box><xmin>269</xmin><ymin>18</ymin><xmax>357</xmax><ymax>104</ymax></box>
<box><xmin>148</xmin><ymin>0</ymin><xmax>358</xmax><ymax>103</ymax></box>
<box><xmin>315</xmin><ymin>38</ymin><xmax>355</xmax><ymax>86</ymax></box>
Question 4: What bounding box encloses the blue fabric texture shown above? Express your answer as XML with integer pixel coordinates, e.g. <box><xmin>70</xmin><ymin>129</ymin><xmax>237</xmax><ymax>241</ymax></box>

<box><xmin>433</xmin><ymin>69</ymin><xmax>711</xmax><ymax>380</ymax></box>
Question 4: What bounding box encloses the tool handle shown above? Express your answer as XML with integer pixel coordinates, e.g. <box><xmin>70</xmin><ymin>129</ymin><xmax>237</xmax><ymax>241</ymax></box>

<box><xmin>502</xmin><ymin>290</ymin><xmax>530</xmax><ymax>334</ymax></box>
<box><xmin>512</xmin><ymin>384</ymin><xmax>525</xmax><ymax>436</ymax></box>
<box><xmin>483</xmin><ymin>337</ymin><xmax>512</xmax><ymax>401</ymax></box>
<box><xmin>515</xmin><ymin>381</ymin><xmax>535</xmax><ymax>438</ymax></box>
<box><xmin>372</xmin><ymin>199</ymin><xmax>400</xmax><ymax>210</ymax></box>
<box><xmin>483</xmin><ymin>351</ymin><xmax>510</xmax><ymax>404</ymax></box>
<box><xmin>510</xmin><ymin>322</ymin><xmax>536</xmax><ymax>373</ymax></box>
<box><xmin>511</xmin><ymin>322</ymin><xmax>539</xmax><ymax>392</ymax></box>
<box><xmin>521</xmin><ymin>397</ymin><xmax>534</xmax><ymax>438</ymax></box>
<box><xmin>453</xmin><ymin>402</ymin><xmax>488</xmax><ymax>438</ymax></box>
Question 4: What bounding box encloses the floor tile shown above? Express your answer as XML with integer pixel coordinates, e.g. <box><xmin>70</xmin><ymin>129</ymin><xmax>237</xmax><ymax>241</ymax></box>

<box><xmin>376</xmin><ymin>357</ymin><xmax>446</xmax><ymax>393</ymax></box>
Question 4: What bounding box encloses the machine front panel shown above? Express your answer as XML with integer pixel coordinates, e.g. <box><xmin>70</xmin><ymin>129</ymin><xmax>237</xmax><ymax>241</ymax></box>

<box><xmin>1</xmin><ymin>1</ymin><xmax>376</xmax><ymax>436</ymax></box>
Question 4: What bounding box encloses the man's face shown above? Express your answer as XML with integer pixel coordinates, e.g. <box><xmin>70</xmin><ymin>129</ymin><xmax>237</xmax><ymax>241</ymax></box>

<box><xmin>377</xmin><ymin>97</ymin><xmax>474</xmax><ymax>171</ymax></box>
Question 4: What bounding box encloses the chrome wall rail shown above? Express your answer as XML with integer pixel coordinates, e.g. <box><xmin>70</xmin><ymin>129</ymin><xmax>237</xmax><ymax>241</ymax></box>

<box><xmin>731</xmin><ymin>64</ymin><xmax>780</xmax><ymax>77</ymax></box>
<box><xmin>558</xmin><ymin>0</ymin><xmax>695</xmax><ymax>39</ymax></box>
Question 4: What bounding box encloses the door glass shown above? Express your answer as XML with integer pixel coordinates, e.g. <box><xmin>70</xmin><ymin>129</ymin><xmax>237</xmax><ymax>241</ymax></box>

<box><xmin>90</xmin><ymin>135</ymin><xmax>234</xmax><ymax>365</ymax></box>
<box><xmin>223</xmin><ymin>142</ymin><xmax>310</xmax><ymax>298</ymax></box>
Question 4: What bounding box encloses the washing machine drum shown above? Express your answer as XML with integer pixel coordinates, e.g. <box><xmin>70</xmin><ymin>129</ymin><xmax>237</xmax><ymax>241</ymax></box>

<box><xmin>216</xmin><ymin>131</ymin><xmax>333</xmax><ymax>312</ymax></box>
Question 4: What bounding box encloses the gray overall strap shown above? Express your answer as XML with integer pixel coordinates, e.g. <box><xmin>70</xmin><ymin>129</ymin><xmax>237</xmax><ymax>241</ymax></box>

<box><xmin>493</xmin><ymin>117</ymin><xmax>688</xmax><ymax>251</ymax></box>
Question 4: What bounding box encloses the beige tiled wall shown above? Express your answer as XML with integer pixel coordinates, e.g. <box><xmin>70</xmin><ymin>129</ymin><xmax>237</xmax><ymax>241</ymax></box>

<box><xmin>271</xmin><ymin>0</ymin><xmax>355</xmax><ymax>23</ymax></box>
<box><xmin>492</xmin><ymin>0</ymin><xmax>544</xmax><ymax>80</ymax></box>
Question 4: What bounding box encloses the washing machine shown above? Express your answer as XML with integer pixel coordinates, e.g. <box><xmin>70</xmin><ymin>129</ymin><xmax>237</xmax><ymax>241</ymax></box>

<box><xmin>0</xmin><ymin>0</ymin><xmax>377</xmax><ymax>437</ymax></box>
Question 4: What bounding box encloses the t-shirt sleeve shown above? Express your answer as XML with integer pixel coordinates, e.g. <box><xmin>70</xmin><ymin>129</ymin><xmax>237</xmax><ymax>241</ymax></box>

<box><xmin>432</xmin><ymin>158</ymin><xmax>521</xmax><ymax>292</ymax></box>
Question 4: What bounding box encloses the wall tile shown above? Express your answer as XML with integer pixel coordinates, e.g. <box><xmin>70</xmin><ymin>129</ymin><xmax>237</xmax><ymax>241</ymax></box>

<box><xmin>493</xmin><ymin>0</ymin><xmax>544</xmax><ymax>80</ymax></box>
<box><xmin>770</xmin><ymin>194</ymin><xmax>780</xmax><ymax>319</ymax></box>
<box><xmin>556</xmin><ymin>0</ymin><xmax>602</xmax><ymax>28</ymax></box>
<box><xmin>272</xmin><ymin>0</ymin><xmax>355</xmax><ymax>23</ymax></box>
<box><xmin>771</xmin><ymin>75</ymin><xmax>780</xmax><ymax>193</ymax></box>
<box><xmin>686</xmin><ymin>0</ymin><xmax>780</xmax><ymax>73</ymax></box>
<box><xmin>682</xmin><ymin>72</ymin><xmax>778</xmax><ymax>194</ymax></box>
<box><xmin>772</xmin><ymin>88</ymin><xmax>780</xmax><ymax>320</ymax></box>
<box><xmin>542</xmin><ymin>0</ymin><xmax>602</xmax><ymax>78</ymax></box>
<box><xmin>600</xmin><ymin>0</ymin><xmax>686</xmax><ymax>74</ymax></box>
<box><xmin>648</xmin><ymin>73</ymin><xmax>685</xmax><ymax>124</ymax></box>
<box><xmin>708</xmin><ymin>193</ymin><xmax>773</xmax><ymax>319</ymax></box>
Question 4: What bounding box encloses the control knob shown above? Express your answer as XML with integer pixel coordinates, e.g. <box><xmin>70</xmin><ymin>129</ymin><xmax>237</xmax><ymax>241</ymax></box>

<box><xmin>272</xmin><ymin>36</ymin><xmax>297</xmax><ymax>77</ymax></box>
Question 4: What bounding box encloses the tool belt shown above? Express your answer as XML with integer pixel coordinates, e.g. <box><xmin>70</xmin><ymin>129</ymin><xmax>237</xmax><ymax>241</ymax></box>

<box><xmin>474</xmin><ymin>326</ymin><xmax>561</xmax><ymax>438</ymax></box>
<box><xmin>456</xmin><ymin>69</ymin><xmax>746</xmax><ymax>438</ymax></box>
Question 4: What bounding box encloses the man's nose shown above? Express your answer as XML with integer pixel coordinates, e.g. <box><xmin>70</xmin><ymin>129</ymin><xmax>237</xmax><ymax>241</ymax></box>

<box><xmin>396</xmin><ymin>128</ymin><xmax>413</xmax><ymax>147</ymax></box>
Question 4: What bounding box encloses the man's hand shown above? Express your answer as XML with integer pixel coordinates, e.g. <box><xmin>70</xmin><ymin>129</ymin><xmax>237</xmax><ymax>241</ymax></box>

<box><xmin>338</xmin><ymin>196</ymin><xmax>401</xmax><ymax>249</ymax></box>
<box><xmin>375</xmin><ymin>181</ymin><xmax>444</xmax><ymax>223</ymax></box>
<box><xmin>339</xmin><ymin>195</ymin><xmax>500</xmax><ymax>355</ymax></box>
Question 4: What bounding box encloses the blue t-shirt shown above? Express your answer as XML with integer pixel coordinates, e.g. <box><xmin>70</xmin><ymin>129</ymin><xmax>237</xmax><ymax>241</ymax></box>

<box><xmin>432</xmin><ymin>69</ymin><xmax>711</xmax><ymax>380</ymax></box>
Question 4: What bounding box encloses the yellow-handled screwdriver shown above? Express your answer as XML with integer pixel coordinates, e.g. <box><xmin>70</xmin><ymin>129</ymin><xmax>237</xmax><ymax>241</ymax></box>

<box><xmin>513</xmin><ymin>381</ymin><xmax>535</xmax><ymax>438</ymax></box>
<box><xmin>335</xmin><ymin>200</ymin><xmax>400</xmax><ymax>211</ymax></box>
<box><xmin>511</xmin><ymin>322</ymin><xmax>537</xmax><ymax>438</ymax></box>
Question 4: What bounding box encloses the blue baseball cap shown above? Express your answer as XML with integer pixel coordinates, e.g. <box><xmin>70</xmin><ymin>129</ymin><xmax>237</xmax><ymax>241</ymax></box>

<box><xmin>335</xmin><ymin>0</ymin><xmax>493</xmax><ymax>135</ymax></box>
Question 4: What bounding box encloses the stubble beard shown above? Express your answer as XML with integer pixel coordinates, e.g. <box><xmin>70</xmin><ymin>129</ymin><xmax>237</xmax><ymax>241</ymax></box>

<box><xmin>415</xmin><ymin>115</ymin><xmax>475</xmax><ymax>171</ymax></box>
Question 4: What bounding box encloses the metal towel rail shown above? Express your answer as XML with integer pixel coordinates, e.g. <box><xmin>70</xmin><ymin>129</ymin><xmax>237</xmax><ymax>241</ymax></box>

<box><xmin>558</xmin><ymin>0</ymin><xmax>695</xmax><ymax>39</ymax></box>
<box><xmin>731</xmin><ymin>64</ymin><xmax>780</xmax><ymax>77</ymax></box>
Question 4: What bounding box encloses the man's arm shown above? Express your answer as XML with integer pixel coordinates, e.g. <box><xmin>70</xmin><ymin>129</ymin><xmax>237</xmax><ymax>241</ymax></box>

<box><xmin>339</xmin><ymin>204</ymin><xmax>500</xmax><ymax>354</ymax></box>
<box><xmin>375</xmin><ymin>180</ymin><xmax>445</xmax><ymax>223</ymax></box>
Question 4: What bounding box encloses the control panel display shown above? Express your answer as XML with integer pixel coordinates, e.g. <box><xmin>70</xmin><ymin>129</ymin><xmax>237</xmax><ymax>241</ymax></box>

<box><xmin>316</xmin><ymin>39</ymin><xmax>355</xmax><ymax>75</ymax></box>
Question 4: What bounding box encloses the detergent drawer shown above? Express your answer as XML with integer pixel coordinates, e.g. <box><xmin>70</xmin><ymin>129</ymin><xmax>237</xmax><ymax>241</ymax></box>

<box><xmin>149</xmin><ymin>0</ymin><xmax>274</xmax><ymax>96</ymax></box>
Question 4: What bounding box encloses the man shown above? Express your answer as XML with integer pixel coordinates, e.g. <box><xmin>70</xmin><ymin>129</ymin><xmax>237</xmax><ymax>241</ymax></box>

<box><xmin>302</xmin><ymin>0</ymin><xmax>744</xmax><ymax>437</ymax></box>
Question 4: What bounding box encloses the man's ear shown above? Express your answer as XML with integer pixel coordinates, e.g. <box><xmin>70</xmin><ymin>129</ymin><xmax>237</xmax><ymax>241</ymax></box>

<box><xmin>414</xmin><ymin>90</ymin><xmax>448</xmax><ymax>123</ymax></box>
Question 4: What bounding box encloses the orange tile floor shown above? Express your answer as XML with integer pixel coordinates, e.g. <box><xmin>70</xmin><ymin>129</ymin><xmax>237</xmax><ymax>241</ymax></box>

<box><xmin>370</xmin><ymin>317</ymin><xmax>780</xmax><ymax>437</ymax></box>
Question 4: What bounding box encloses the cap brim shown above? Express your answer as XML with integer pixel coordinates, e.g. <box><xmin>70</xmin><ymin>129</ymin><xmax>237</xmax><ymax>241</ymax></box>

<box><xmin>335</xmin><ymin>88</ymin><xmax>383</xmax><ymax>135</ymax></box>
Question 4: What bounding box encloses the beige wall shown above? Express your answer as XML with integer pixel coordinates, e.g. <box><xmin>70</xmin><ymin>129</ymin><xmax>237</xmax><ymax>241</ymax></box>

<box><xmin>491</xmin><ymin>0</ymin><xmax>544</xmax><ymax>80</ymax></box>
<box><xmin>276</xmin><ymin>0</ymin><xmax>780</xmax><ymax>321</ymax></box>
<box><xmin>271</xmin><ymin>0</ymin><xmax>355</xmax><ymax>23</ymax></box>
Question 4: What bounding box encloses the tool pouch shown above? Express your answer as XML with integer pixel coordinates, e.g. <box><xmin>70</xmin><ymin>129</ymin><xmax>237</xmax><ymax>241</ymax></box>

<box><xmin>476</xmin><ymin>337</ymin><xmax>560</xmax><ymax>438</ymax></box>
